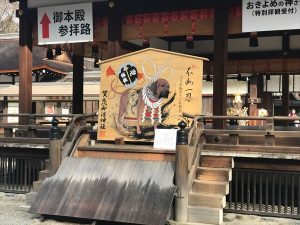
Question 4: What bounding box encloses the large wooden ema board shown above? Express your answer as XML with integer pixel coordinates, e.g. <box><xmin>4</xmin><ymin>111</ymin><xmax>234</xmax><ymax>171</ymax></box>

<box><xmin>97</xmin><ymin>48</ymin><xmax>207</xmax><ymax>141</ymax></box>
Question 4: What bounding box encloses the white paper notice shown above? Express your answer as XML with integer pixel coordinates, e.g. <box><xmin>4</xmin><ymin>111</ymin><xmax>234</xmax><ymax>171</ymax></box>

<box><xmin>153</xmin><ymin>129</ymin><xmax>177</xmax><ymax>150</ymax></box>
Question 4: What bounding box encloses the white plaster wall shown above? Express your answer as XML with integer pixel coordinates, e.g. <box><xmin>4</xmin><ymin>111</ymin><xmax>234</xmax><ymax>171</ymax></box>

<box><xmin>171</xmin><ymin>40</ymin><xmax>214</xmax><ymax>54</ymax></box>
<box><xmin>228</xmin><ymin>36</ymin><xmax>282</xmax><ymax>53</ymax></box>
<box><xmin>264</xmin><ymin>75</ymin><xmax>300</xmax><ymax>92</ymax></box>
<box><xmin>290</xmin><ymin>35</ymin><xmax>300</xmax><ymax>50</ymax></box>
<box><xmin>28</xmin><ymin>0</ymin><xmax>105</xmax><ymax>8</ymax></box>
<box><xmin>202</xmin><ymin>80</ymin><xmax>248</xmax><ymax>95</ymax></box>
<box><xmin>149</xmin><ymin>37</ymin><xmax>168</xmax><ymax>50</ymax></box>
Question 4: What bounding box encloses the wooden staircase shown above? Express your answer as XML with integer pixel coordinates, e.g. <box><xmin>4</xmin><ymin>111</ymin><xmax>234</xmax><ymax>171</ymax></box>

<box><xmin>187</xmin><ymin>156</ymin><xmax>233</xmax><ymax>225</ymax></box>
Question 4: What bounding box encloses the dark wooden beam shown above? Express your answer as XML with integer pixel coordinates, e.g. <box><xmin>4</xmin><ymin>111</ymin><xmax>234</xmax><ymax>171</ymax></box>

<box><xmin>160</xmin><ymin>30</ymin><xmax>300</xmax><ymax>43</ymax></box>
<box><xmin>282</xmin><ymin>32</ymin><xmax>290</xmax><ymax>57</ymax></box>
<box><xmin>94</xmin><ymin>0</ymin><xmax>242</xmax><ymax>16</ymax></box>
<box><xmin>213</xmin><ymin>1</ymin><xmax>228</xmax><ymax>129</ymax></box>
<box><xmin>107</xmin><ymin>4</ymin><xmax>122</xmax><ymax>58</ymax></box>
<box><xmin>281</xmin><ymin>32</ymin><xmax>290</xmax><ymax>120</ymax></box>
<box><xmin>72</xmin><ymin>43</ymin><xmax>84</xmax><ymax>114</ymax></box>
<box><xmin>257</xmin><ymin>75</ymin><xmax>264</xmax><ymax>108</ymax></box>
<box><xmin>19</xmin><ymin>0</ymin><xmax>33</xmax><ymax>123</ymax></box>
<box><xmin>121</xmin><ymin>41</ymin><xmax>143</xmax><ymax>52</ymax></box>
<box><xmin>282</xmin><ymin>73</ymin><xmax>289</xmax><ymax>117</ymax></box>
<box><xmin>200</xmin><ymin>50</ymin><xmax>300</xmax><ymax>61</ymax></box>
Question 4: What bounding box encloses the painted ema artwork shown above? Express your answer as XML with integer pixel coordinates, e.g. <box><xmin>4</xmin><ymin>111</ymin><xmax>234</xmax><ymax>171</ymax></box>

<box><xmin>97</xmin><ymin>48</ymin><xmax>207</xmax><ymax>142</ymax></box>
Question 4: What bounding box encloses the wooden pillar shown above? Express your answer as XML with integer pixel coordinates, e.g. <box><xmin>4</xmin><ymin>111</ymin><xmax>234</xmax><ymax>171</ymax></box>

<box><xmin>72</xmin><ymin>43</ymin><xmax>84</xmax><ymax>114</ymax></box>
<box><xmin>19</xmin><ymin>0</ymin><xmax>33</xmax><ymax>123</ymax></box>
<box><xmin>282</xmin><ymin>32</ymin><xmax>290</xmax><ymax>118</ymax></box>
<box><xmin>249</xmin><ymin>74</ymin><xmax>259</xmax><ymax>126</ymax></box>
<box><xmin>175</xmin><ymin>121</ymin><xmax>189</xmax><ymax>222</ymax></box>
<box><xmin>213</xmin><ymin>1</ymin><xmax>228</xmax><ymax>129</ymax></box>
<box><xmin>257</xmin><ymin>75</ymin><xmax>264</xmax><ymax>108</ymax></box>
<box><xmin>107</xmin><ymin>4</ymin><xmax>122</xmax><ymax>58</ymax></box>
<box><xmin>49</xmin><ymin>118</ymin><xmax>62</xmax><ymax>176</ymax></box>
<box><xmin>175</xmin><ymin>145</ymin><xmax>188</xmax><ymax>222</ymax></box>
<box><xmin>262</xmin><ymin>92</ymin><xmax>274</xmax><ymax>116</ymax></box>
<box><xmin>282</xmin><ymin>73</ymin><xmax>289</xmax><ymax>117</ymax></box>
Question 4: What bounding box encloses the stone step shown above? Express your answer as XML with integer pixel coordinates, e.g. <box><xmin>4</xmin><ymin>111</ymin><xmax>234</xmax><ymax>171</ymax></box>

<box><xmin>196</xmin><ymin>167</ymin><xmax>232</xmax><ymax>182</ymax></box>
<box><xmin>25</xmin><ymin>191</ymin><xmax>38</xmax><ymax>206</ymax></box>
<box><xmin>189</xmin><ymin>192</ymin><xmax>226</xmax><ymax>208</ymax></box>
<box><xmin>168</xmin><ymin>220</ymin><xmax>206</xmax><ymax>225</ymax></box>
<box><xmin>200</xmin><ymin>156</ymin><xmax>234</xmax><ymax>168</ymax></box>
<box><xmin>188</xmin><ymin>206</ymin><xmax>223</xmax><ymax>225</ymax></box>
<box><xmin>39</xmin><ymin>169</ymin><xmax>49</xmax><ymax>181</ymax></box>
<box><xmin>32</xmin><ymin>180</ymin><xmax>44</xmax><ymax>192</ymax></box>
<box><xmin>192</xmin><ymin>179</ymin><xmax>229</xmax><ymax>195</ymax></box>
<box><xmin>19</xmin><ymin>204</ymin><xmax>30</xmax><ymax>212</ymax></box>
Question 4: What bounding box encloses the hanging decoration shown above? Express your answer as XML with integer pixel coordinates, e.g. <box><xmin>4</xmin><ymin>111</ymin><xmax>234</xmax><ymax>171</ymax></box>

<box><xmin>266</xmin><ymin>59</ymin><xmax>271</xmax><ymax>80</ymax></box>
<box><xmin>237</xmin><ymin>60</ymin><xmax>242</xmax><ymax>81</ymax></box>
<box><xmin>186</xmin><ymin>34</ymin><xmax>194</xmax><ymax>49</ymax></box>
<box><xmin>124</xmin><ymin>9</ymin><xmax>216</xmax><ymax>29</ymax></box>
<box><xmin>142</xmin><ymin>39</ymin><xmax>150</xmax><ymax>48</ymax></box>
<box><xmin>229</xmin><ymin>6</ymin><xmax>242</xmax><ymax>17</ymax></box>
<box><xmin>126</xmin><ymin>7</ymin><xmax>244</xmax><ymax>26</ymax></box>
<box><xmin>162</xmin><ymin>12</ymin><xmax>170</xmax><ymax>36</ymax></box>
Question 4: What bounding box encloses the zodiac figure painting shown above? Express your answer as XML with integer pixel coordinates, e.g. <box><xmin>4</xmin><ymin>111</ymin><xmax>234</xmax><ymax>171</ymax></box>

<box><xmin>97</xmin><ymin>48</ymin><xmax>206</xmax><ymax>142</ymax></box>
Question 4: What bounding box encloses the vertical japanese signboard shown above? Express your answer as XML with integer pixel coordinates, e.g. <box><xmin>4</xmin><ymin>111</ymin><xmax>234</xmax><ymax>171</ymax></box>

<box><xmin>97</xmin><ymin>48</ymin><xmax>207</xmax><ymax>142</ymax></box>
<box><xmin>242</xmin><ymin>0</ymin><xmax>300</xmax><ymax>32</ymax></box>
<box><xmin>38</xmin><ymin>3</ymin><xmax>93</xmax><ymax>44</ymax></box>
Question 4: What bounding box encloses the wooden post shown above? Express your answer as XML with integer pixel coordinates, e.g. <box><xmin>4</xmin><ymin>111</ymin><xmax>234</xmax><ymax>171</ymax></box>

<box><xmin>265</xmin><ymin>118</ymin><xmax>274</xmax><ymax>132</ymax></box>
<box><xmin>107</xmin><ymin>3</ymin><xmax>122</xmax><ymax>58</ymax></box>
<box><xmin>282</xmin><ymin>32</ymin><xmax>290</xmax><ymax>125</ymax></box>
<box><xmin>265</xmin><ymin>134</ymin><xmax>275</xmax><ymax>146</ymax></box>
<box><xmin>229</xmin><ymin>134</ymin><xmax>239</xmax><ymax>145</ymax></box>
<box><xmin>249</xmin><ymin>74</ymin><xmax>260</xmax><ymax>125</ymax></box>
<box><xmin>213</xmin><ymin>1</ymin><xmax>228</xmax><ymax>129</ymax></box>
<box><xmin>175</xmin><ymin>121</ymin><xmax>188</xmax><ymax>222</ymax></box>
<box><xmin>49</xmin><ymin>117</ymin><xmax>62</xmax><ymax>176</ymax></box>
<box><xmin>72</xmin><ymin>43</ymin><xmax>84</xmax><ymax>114</ymax></box>
<box><xmin>262</xmin><ymin>92</ymin><xmax>274</xmax><ymax>116</ymax></box>
<box><xmin>28</xmin><ymin>115</ymin><xmax>37</xmax><ymax>138</ymax></box>
<box><xmin>257</xmin><ymin>75</ymin><xmax>264</xmax><ymax>109</ymax></box>
<box><xmin>282</xmin><ymin>73</ymin><xmax>289</xmax><ymax>118</ymax></box>
<box><xmin>19</xmin><ymin>0</ymin><xmax>33</xmax><ymax>124</ymax></box>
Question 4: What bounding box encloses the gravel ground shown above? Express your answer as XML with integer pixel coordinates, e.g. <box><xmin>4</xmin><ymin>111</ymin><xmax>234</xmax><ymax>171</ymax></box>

<box><xmin>1</xmin><ymin>192</ymin><xmax>300</xmax><ymax>225</ymax></box>
<box><xmin>0</xmin><ymin>193</ymin><xmax>87</xmax><ymax>225</ymax></box>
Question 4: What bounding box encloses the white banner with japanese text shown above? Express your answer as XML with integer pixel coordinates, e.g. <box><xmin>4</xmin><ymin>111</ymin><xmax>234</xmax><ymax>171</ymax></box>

<box><xmin>242</xmin><ymin>0</ymin><xmax>300</xmax><ymax>32</ymax></box>
<box><xmin>38</xmin><ymin>3</ymin><xmax>93</xmax><ymax>45</ymax></box>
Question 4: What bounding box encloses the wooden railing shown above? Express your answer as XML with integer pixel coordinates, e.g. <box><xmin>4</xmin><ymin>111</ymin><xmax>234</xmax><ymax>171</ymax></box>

<box><xmin>0</xmin><ymin>113</ymin><xmax>98</xmax><ymax>181</ymax></box>
<box><xmin>0</xmin><ymin>113</ymin><xmax>77</xmax><ymax>139</ymax></box>
<box><xmin>174</xmin><ymin>118</ymin><xmax>204</xmax><ymax>223</ymax></box>
<box><xmin>174</xmin><ymin>113</ymin><xmax>300</xmax><ymax>223</ymax></box>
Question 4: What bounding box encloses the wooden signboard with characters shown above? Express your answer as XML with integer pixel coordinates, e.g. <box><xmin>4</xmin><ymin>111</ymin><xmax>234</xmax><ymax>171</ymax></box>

<box><xmin>97</xmin><ymin>48</ymin><xmax>207</xmax><ymax>141</ymax></box>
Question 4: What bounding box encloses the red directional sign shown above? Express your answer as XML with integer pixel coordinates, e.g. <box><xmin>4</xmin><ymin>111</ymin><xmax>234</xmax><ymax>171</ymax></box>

<box><xmin>38</xmin><ymin>3</ymin><xmax>93</xmax><ymax>45</ymax></box>
<box><xmin>40</xmin><ymin>13</ymin><xmax>51</xmax><ymax>39</ymax></box>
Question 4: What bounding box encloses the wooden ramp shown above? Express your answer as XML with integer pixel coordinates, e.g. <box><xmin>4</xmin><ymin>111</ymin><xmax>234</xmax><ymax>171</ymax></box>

<box><xmin>29</xmin><ymin>157</ymin><xmax>176</xmax><ymax>225</ymax></box>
